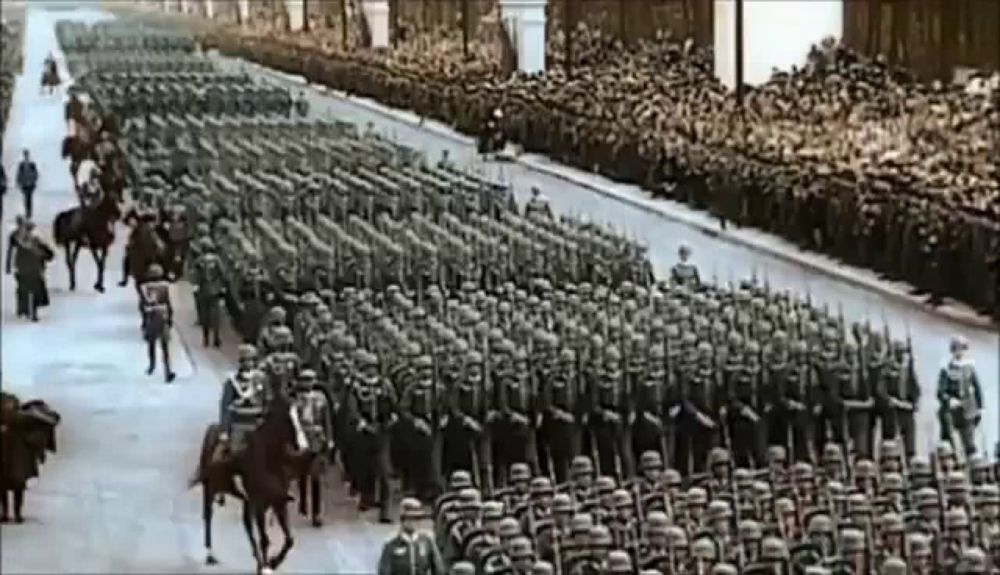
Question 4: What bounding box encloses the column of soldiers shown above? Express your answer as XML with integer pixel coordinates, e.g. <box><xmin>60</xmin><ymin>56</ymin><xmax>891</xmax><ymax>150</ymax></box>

<box><xmin>422</xmin><ymin>438</ymin><xmax>1000</xmax><ymax>575</ymax></box>
<box><xmin>1</xmin><ymin>19</ymin><xmax>23</xmax><ymax>142</ymax></box>
<box><xmin>62</xmin><ymin>21</ymin><xmax>996</xmax><ymax>574</ymax></box>
<box><xmin>201</xmin><ymin>15</ymin><xmax>1000</xmax><ymax>319</ymax></box>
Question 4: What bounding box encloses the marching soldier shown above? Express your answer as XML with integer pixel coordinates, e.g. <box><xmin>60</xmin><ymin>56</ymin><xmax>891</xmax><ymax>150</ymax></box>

<box><xmin>346</xmin><ymin>351</ymin><xmax>397</xmax><ymax>522</ymax></box>
<box><xmin>938</xmin><ymin>336</ymin><xmax>983</xmax><ymax>457</ymax></box>
<box><xmin>538</xmin><ymin>346</ymin><xmax>580</xmax><ymax>483</ymax></box>
<box><xmin>258</xmin><ymin>306</ymin><xmax>289</xmax><ymax>355</ymax></box>
<box><xmin>378</xmin><ymin>498</ymin><xmax>444</xmax><ymax>575</ymax></box>
<box><xmin>399</xmin><ymin>355</ymin><xmax>445</xmax><ymax>502</ymax></box>
<box><xmin>678</xmin><ymin>342</ymin><xmax>719</xmax><ymax>474</ymax></box>
<box><xmin>191</xmin><ymin>241</ymin><xmax>226</xmax><ymax>347</ymax></box>
<box><xmin>631</xmin><ymin>345</ymin><xmax>667</xmax><ymax>467</ymax></box>
<box><xmin>724</xmin><ymin>340</ymin><xmax>766</xmax><ymax>467</ymax></box>
<box><xmin>813</xmin><ymin>329</ymin><xmax>845</xmax><ymax>455</ymax></box>
<box><xmin>491</xmin><ymin>343</ymin><xmax>539</xmax><ymax>484</ymax></box>
<box><xmin>140</xmin><ymin>263</ymin><xmax>176</xmax><ymax>383</ymax></box>
<box><xmin>878</xmin><ymin>340</ymin><xmax>919</xmax><ymax>458</ymax></box>
<box><xmin>443</xmin><ymin>350</ymin><xmax>489</xmax><ymax>488</ymax></box>
<box><xmin>291</xmin><ymin>369</ymin><xmax>333</xmax><ymax>527</ymax></box>
<box><xmin>589</xmin><ymin>346</ymin><xmax>632</xmax><ymax>481</ymax></box>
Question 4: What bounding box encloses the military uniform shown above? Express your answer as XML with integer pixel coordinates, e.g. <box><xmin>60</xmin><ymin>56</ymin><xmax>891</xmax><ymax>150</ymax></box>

<box><xmin>378</xmin><ymin>499</ymin><xmax>444</xmax><ymax>575</ymax></box>
<box><xmin>346</xmin><ymin>353</ymin><xmax>397</xmax><ymax>521</ymax></box>
<box><xmin>140</xmin><ymin>264</ymin><xmax>175</xmax><ymax>383</ymax></box>
<box><xmin>291</xmin><ymin>370</ymin><xmax>333</xmax><ymax>526</ymax></box>
<box><xmin>400</xmin><ymin>356</ymin><xmax>445</xmax><ymax>502</ymax></box>
<box><xmin>937</xmin><ymin>338</ymin><xmax>983</xmax><ymax>457</ymax></box>
<box><xmin>217</xmin><ymin>344</ymin><xmax>266</xmax><ymax>464</ymax></box>
<box><xmin>192</xmin><ymin>246</ymin><xmax>226</xmax><ymax>347</ymax></box>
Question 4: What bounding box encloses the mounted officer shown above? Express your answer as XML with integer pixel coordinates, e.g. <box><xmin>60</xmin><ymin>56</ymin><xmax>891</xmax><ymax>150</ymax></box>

<box><xmin>215</xmin><ymin>344</ymin><xmax>267</xmax><ymax>468</ymax></box>
<box><xmin>937</xmin><ymin>336</ymin><xmax>983</xmax><ymax>457</ymax></box>
<box><xmin>140</xmin><ymin>263</ymin><xmax>176</xmax><ymax>383</ymax></box>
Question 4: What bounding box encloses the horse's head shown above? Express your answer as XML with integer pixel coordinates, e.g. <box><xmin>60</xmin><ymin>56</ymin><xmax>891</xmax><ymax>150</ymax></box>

<box><xmin>260</xmin><ymin>393</ymin><xmax>308</xmax><ymax>458</ymax></box>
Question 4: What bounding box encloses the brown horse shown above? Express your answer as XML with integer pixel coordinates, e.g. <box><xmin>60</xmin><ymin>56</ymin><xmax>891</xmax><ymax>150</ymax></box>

<box><xmin>190</xmin><ymin>394</ymin><xmax>308</xmax><ymax>573</ymax></box>
<box><xmin>119</xmin><ymin>216</ymin><xmax>168</xmax><ymax>288</ymax></box>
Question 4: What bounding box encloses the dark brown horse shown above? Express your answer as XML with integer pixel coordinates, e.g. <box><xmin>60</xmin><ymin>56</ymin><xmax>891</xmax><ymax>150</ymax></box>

<box><xmin>190</xmin><ymin>394</ymin><xmax>308</xmax><ymax>573</ymax></box>
<box><xmin>52</xmin><ymin>190</ymin><xmax>119</xmax><ymax>292</ymax></box>
<box><xmin>119</xmin><ymin>216</ymin><xmax>168</xmax><ymax>288</ymax></box>
<box><xmin>61</xmin><ymin>133</ymin><xmax>91</xmax><ymax>181</ymax></box>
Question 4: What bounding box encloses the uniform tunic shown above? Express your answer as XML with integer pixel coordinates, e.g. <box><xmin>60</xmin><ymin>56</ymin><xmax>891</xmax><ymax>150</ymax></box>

<box><xmin>377</xmin><ymin>532</ymin><xmax>444</xmax><ymax>575</ymax></box>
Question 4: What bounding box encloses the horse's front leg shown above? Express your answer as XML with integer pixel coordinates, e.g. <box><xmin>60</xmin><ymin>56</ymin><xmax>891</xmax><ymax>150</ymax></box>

<box><xmin>254</xmin><ymin>507</ymin><xmax>271</xmax><ymax>573</ymax></box>
<box><xmin>202</xmin><ymin>483</ymin><xmax>219</xmax><ymax>565</ymax></box>
<box><xmin>91</xmin><ymin>246</ymin><xmax>106</xmax><ymax>293</ymax></box>
<box><xmin>241</xmin><ymin>500</ymin><xmax>263</xmax><ymax>573</ymax></box>
<box><xmin>267</xmin><ymin>501</ymin><xmax>295</xmax><ymax>571</ymax></box>
<box><xmin>66</xmin><ymin>242</ymin><xmax>80</xmax><ymax>291</ymax></box>
<box><xmin>118</xmin><ymin>251</ymin><xmax>129</xmax><ymax>287</ymax></box>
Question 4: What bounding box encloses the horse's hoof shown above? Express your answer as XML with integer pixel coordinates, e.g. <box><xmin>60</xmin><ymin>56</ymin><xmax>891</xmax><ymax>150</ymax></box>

<box><xmin>205</xmin><ymin>554</ymin><xmax>218</xmax><ymax>566</ymax></box>
<box><xmin>260</xmin><ymin>567</ymin><xmax>273</xmax><ymax>575</ymax></box>
<box><xmin>94</xmin><ymin>284</ymin><xmax>105</xmax><ymax>293</ymax></box>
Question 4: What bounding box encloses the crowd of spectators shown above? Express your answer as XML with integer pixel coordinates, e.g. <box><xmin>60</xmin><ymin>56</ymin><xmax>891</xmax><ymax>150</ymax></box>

<box><xmin>203</xmin><ymin>11</ymin><xmax>1000</xmax><ymax>318</ymax></box>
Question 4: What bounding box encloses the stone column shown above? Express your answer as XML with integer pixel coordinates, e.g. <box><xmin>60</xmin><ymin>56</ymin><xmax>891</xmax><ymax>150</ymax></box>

<box><xmin>205</xmin><ymin>0</ymin><xmax>215</xmax><ymax>19</ymax></box>
<box><xmin>714</xmin><ymin>0</ymin><xmax>842</xmax><ymax>89</ymax></box>
<box><xmin>237</xmin><ymin>0</ymin><xmax>250</xmax><ymax>24</ymax></box>
<box><xmin>499</xmin><ymin>0</ymin><xmax>547</xmax><ymax>75</ymax></box>
<box><xmin>361</xmin><ymin>0</ymin><xmax>390</xmax><ymax>48</ymax></box>
<box><xmin>285</xmin><ymin>0</ymin><xmax>305</xmax><ymax>31</ymax></box>
<box><xmin>180</xmin><ymin>0</ymin><xmax>191</xmax><ymax>13</ymax></box>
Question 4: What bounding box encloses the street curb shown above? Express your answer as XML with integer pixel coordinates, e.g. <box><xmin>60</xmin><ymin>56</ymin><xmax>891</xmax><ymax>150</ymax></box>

<box><xmin>228</xmin><ymin>56</ymin><xmax>997</xmax><ymax>332</ymax></box>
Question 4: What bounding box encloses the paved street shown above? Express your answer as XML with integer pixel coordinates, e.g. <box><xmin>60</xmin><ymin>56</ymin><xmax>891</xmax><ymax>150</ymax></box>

<box><xmin>0</xmin><ymin>5</ymin><xmax>996</xmax><ymax>574</ymax></box>
<box><xmin>1</xmin><ymin>7</ymin><xmax>393</xmax><ymax>574</ymax></box>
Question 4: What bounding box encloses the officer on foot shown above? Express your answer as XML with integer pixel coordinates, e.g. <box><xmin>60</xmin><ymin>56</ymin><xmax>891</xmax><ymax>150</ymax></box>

<box><xmin>670</xmin><ymin>243</ymin><xmax>700</xmax><ymax>289</ymax></box>
<box><xmin>378</xmin><ymin>498</ymin><xmax>444</xmax><ymax>575</ymax></box>
<box><xmin>937</xmin><ymin>335</ymin><xmax>983</xmax><ymax>457</ymax></box>
<box><xmin>140</xmin><ymin>263</ymin><xmax>176</xmax><ymax>383</ymax></box>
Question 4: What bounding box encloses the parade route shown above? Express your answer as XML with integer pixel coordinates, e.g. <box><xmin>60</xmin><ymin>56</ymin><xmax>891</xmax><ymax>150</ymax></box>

<box><xmin>0</xmin><ymin>5</ymin><xmax>997</xmax><ymax>574</ymax></box>
<box><xmin>1</xmin><ymin>7</ymin><xmax>394</xmax><ymax>574</ymax></box>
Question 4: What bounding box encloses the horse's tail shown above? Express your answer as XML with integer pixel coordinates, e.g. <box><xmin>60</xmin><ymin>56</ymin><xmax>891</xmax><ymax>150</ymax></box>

<box><xmin>52</xmin><ymin>210</ymin><xmax>75</xmax><ymax>247</ymax></box>
<box><xmin>190</xmin><ymin>423</ymin><xmax>221</xmax><ymax>489</ymax></box>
